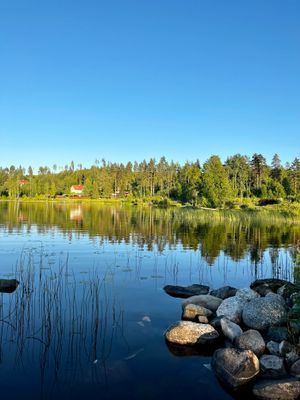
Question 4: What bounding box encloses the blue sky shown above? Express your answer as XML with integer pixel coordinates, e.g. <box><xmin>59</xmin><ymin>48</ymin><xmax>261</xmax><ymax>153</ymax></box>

<box><xmin>0</xmin><ymin>0</ymin><xmax>299</xmax><ymax>171</ymax></box>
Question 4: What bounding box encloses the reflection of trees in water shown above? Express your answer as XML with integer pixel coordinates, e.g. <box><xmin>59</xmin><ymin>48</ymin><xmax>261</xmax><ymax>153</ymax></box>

<box><xmin>0</xmin><ymin>202</ymin><xmax>299</xmax><ymax>266</ymax></box>
<box><xmin>0</xmin><ymin>252</ymin><xmax>124</xmax><ymax>398</ymax></box>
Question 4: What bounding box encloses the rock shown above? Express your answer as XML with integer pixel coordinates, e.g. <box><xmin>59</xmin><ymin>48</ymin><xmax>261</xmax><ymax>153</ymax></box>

<box><xmin>265</xmin><ymin>292</ymin><xmax>286</xmax><ymax>306</ymax></box>
<box><xmin>266</xmin><ymin>341</ymin><xmax>280</xmax><ymax>356</ymax></box>
<box><xmin>210</xmin><ymin>286</ymin><xmax>237</xmax><ymax>300</ymax></box>
<box><xmin>182</xmin><ymin>295</ymin><xmax>222</xmax><ymax>312</ymax></box>
<box><xmin>164</xmin><ymin>321</ymin><xmax>219</xmax><ymax>346</ymax></box>
<box><xmin>290</xmin><ymin>359</ymin><xmax>300</xmax><ymax>378</ymax></box>
<box><xmin>277</xmin><ymin>283</ymin><xmax>299</xmax><ymax>300</ymax></box>
<box><xmin>163</xmin><ymin>284</ymin><xmax>209</xmax><ymax>298</ymax></box>
<box><xmin>285</xmin><ymin>351</ymin><xmax>300</xmax><ymax>369</ymax></box>
<box><xmin>260</xmin><ymin>355</ymin><xmax>287</xmax><ymax>379</ymax></box>
<box><xmin>267</xmin><ymin>326</ymin><xmax>288</xmax><ymax>342</ymax></box>
<box><xmin>236</xmin><ymin>288</ymin><xmax>260</xmax><ymax>301</ymax></box>
<box><xmin>216</xmin><ymin>296</ymin><xmax>245</xmax><ymax>324</ymax></box>
<box><xmin>251</xmin><ymin>278</ymin><xmax>288</xmax><ymax>296</ymax></box>
<box><xmin>235</xmin><ymin>329</ymin><xmax>265</xmax><ymax>357</ymax></box>
<box><xmin>242</xmin><ymin>296</ymin><xmax>287</xmax><ymax>330</ymax></box>
<box><xmin>198</xmin><ymin>315</ymin><xmax>209</xmax><ymax>323</ymax></box>
<box><xmin>182</xmin><ymin>304</ymin><xmax>213</xmax><ymax>321</ymax></box>
<box><xmin>279</xmin><ymin>340</ymin><xmax>295</xmax><ymax>357</ymax></box>
<box><xmin>253</xmin><ymin>378</ymin><xmax>300</xmax><ymax>400</ymax></box>
<box><xmin>211</xmin><ymin>348</ymin><xmax>259</xmax><ymax>389</ymax></box>
<box><xmin>0</xmin><ymin>279</ymin><xmax>19</xmax><ymax>293</ymax></box>
<box><xmin>220</xmin><ymin>318</ymin><xmax>243</xmax><ymax>342</ymax></box>
<box><xmin>210</xmin><ymin>316</ymin><xmax>223</xmax><ymax>330</ymax></box>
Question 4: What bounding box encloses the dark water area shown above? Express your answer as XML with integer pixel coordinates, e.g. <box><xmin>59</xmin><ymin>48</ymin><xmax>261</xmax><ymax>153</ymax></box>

<box><xmin>0</xmin><ymin>201</ymin><xmax>299</xmax><ymax>399</ymax></box>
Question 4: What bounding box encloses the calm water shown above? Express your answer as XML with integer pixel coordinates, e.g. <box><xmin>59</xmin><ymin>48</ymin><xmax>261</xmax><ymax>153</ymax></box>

<box><xmin>0</xmin><ymin>202</ymin><xmax>299</xmax><ymax>400</ymax></box>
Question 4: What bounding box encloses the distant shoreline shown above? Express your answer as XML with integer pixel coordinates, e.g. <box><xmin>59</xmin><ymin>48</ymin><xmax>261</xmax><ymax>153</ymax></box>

<box><xmin>0</xmin><ymin>197</ymin><xmax>300</xmax><ymax>219</ymax></box>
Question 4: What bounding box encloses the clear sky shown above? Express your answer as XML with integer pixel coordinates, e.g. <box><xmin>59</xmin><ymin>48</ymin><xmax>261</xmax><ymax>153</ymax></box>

<box><xmin>0</xmin><ymin>0</ymin><xmax>299</xmax><ymax>171</ymax></box>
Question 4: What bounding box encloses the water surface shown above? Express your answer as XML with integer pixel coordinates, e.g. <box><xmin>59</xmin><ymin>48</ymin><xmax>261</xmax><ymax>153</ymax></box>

<box><xmin>0</xmin><ymin>202</ymin><xmax>299</xmax><ymax>399</ymax></box>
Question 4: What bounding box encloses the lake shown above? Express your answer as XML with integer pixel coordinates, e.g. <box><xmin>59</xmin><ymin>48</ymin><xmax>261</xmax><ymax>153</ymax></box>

<box><xmin>0</xmin><ymin>201</ymin><xmax>299</xmax><ymax>399</ymax></box>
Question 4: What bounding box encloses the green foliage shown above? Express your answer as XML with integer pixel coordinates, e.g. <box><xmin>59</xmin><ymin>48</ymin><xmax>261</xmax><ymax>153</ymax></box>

<box><xmin>0</xmin><ymin>153</ymin><xmax>299</xmax><ymax>208</ymax></box>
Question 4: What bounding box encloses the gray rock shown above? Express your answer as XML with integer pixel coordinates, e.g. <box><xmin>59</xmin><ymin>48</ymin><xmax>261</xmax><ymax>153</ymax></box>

<box><xmin>182</xmin><ymin>304</ymin><xmax>213</xmax><ymax>321</ymax></box>
<box><xmin>290</xmin><ymin>359</ymin><xmax>300</xmax><ymax>378</ymax></box>
<box><xmin>267</xmin><ymin>326</ymin><xmax>288</xmax><ymax>342</ymax></box>
<box><xmin>235</xmin><ymin>329</ymin><xmax>265</xmax><ymax>357</ymax></box>
<box><xmin>210</xmin><ymin>286</ymin><xmax>237</xmax><ymax>300</ymax></box>
<box><xmin>250</xmin><ymin>278</ymin><xmax>288</xmax><ymax>296</ymax></box>
<box><xmin>265</xmin><ymin>292</ymin><xmax>286</xmax><ymax>306</ymax></box>
<box><xmin>182</xmin><ymin>294</ymin><xmax>222</xmax><ymax>312</ymax></box>
<box><xmin>216</xmin><ymin>296</ymin><xmax>245</xmax><ymax>324</ymax></box>
<box><xmin>242</xmin><ymin>296</ymin><xmax>287</xmax><ymax>330</ymax></box>
<box><xmin>285</xmin><ymin>351</ymin><xmax>300</xmax><ymax>369</ymax></box>
<box><xmin>163</xmin><ymin>284</ymin><xmax>209</xmax><ymax>298</ymax></box>
<box><xmin>260</xmin><ymin>355</ymin><xmax>287</xmax><ymax>379</ymax></box>
<box><xmin>253</xmin><ymin>378</ymin><xmax>300</xmax><ymax>400</ymax></box>
<box><xmin>279</xmin><ymin>340</ymin><xmax>296</xmax><ymax>357</ymax></box>
<box><xmin>210</xmin><ymin>316</ymin><xmax>223</xmax><ymax>330</ymax></box>
<box><xmin>266</xmin><ymin>341</ymin><xmax>280</xmax><ymax>356</ymax></box>
<box><xmin>164</xmin><ymin>321</ymin><xmax>219</xmax><ymax>346</ymax></box>
<box><xmin>236</xmin><ymin>288</ymin><xmax>260</xmax><ymax>301</ymax></box>
<box><xmin>277</xmin><ymin>283</ymin><xmax>299</xmax><ymax>299</ymax></box>
<box><xmin>220</xmin><ymin>318</ymin><xmax>243</xmax><ymax>342</ymax></box>
<box><xmin>211</xmin><ymin>348</ymin><xmax>259</xmax><ymax>389</ymax></box>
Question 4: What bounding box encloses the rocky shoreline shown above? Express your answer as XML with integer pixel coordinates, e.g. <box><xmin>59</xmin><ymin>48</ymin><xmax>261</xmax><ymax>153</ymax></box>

<box><xmin>164</xmin><ymin>279</ymin><xmax>300</xmax><ymax>399</ymax></box>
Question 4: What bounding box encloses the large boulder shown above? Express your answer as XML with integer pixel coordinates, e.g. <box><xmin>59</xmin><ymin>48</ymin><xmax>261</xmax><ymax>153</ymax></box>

<box><xmin>182</xmin><ymin>294</ymin><xmax>222</xmax><ymax>312</ymax></box>
<box><xmin>211</xmin><ymin>348</ymin><xmax>259</xmax><ymax>389</ymax></box>
<box><xmin>210</xmin><ymin>286</ymin><xmax>237</xmax><ymax>300</ymax></box>
<box><xmin>235</xmin><ymin>329</ymin><xmax>265</xmax><ymax>357</ymax></box>
<box><xmin>220</xmin><ymin>318</ymin><xmax>243</xmax><ymax>342</ymax></box>
<box><xmin>163</xmin><ymin>284</ymin><xmax>209</xmax><ymax>298</ymax></box>
<box><xmin>164</xmin><ymin>321</ymin><xmax>219</xmax><ymax>346</ymax></box>
<box><xmin>252</xmin><ymin>378</ymin><xmax>300</xmax><ymax>400</ymax></box>
<box><xmin>182</xmin><ymin>304</ymin><xmax>213</xmax><ymax>321</ymax></box>
<box><xmin>216</xmin><ymin>296</ymin><xmax>245</xmax><ymax>324</ymax></box>
<box><xmin>242</xmin><ymin>296</ymin><xmax>287</xmax><ymax>330</ymax></box>
<box><xmin>260</xmin><ymin>355</ymin><xmax>287</xmax><ymax>379</ymax></box>
<box><xmin>250</xmin><ymin>278</ymin><xmax>288</xmax><ymax>296</ymax></box>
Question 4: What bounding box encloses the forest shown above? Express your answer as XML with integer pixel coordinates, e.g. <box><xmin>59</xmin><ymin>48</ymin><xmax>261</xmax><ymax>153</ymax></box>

<box><xmin>0</xmin><ymin>153</ymin><xmax>299</xmax><ymax>208</ymax></box>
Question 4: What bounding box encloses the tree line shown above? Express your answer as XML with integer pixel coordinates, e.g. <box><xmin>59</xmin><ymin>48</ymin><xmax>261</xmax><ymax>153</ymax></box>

<box><xmin>0</xmin><ymin>154</ymin><xmax>299</xmax><ymax>207</ymax></box>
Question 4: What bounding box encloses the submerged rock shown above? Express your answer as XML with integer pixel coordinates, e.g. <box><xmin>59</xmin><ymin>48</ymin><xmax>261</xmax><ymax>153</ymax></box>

<box><xmin>242</xmin><ymin>296</ymin><xmax>287</xmax><ymax>330</ymax></box>
<box><xmin>0</xmin><ymin>279</ymin><xmax>19</xmax><ymax>293</ymax></box>
<box><xmin>211</xmin><ymin>348</ymin><xmax>259</xmax><ymax>389</ymax></box>
<box><xmin>182</xmin><ymin>304</ymin><xmax>213</xmax><ymax>321</ymax></box>
<box><xmin>163</xmin><ymin>284</ymin><xmax>209</xmax><ymax>298</ymax></box>
<box><xmin>182</xmin><ymin>294</ymin><xmax>222</xmax><ymax>312</ymax></box>
<box><xmin>220</xmin><ymin>318</ymin><xmax>243</xmax><ymax>342</ymax></box>
<box><xmin>216</xmin><ymin>296</ymin><xmax>245</xmax><ymax>324</ymax></box>
<box><xmin>252</xmin><ymin>378</ymin><xmax>300</xmax><ymax>400</ymax></box>
<box><xmin>210</xmin><ymin>286</ymin><xmax>237</xmax><ymax>300</ymax></box>
<box><xmin>235</xmin><ymin>329</ymin><xmax>265</xmax><ymax>357</ymax></box>
<box><xmin>164</xmin><ymin>321</ymin><xmax>219</xmax><ymax>346</ymax></box>
<box><xmin>260</xmin><ymin>355</ymin><xmax>287</xmax><ymax>379</ymax></box>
